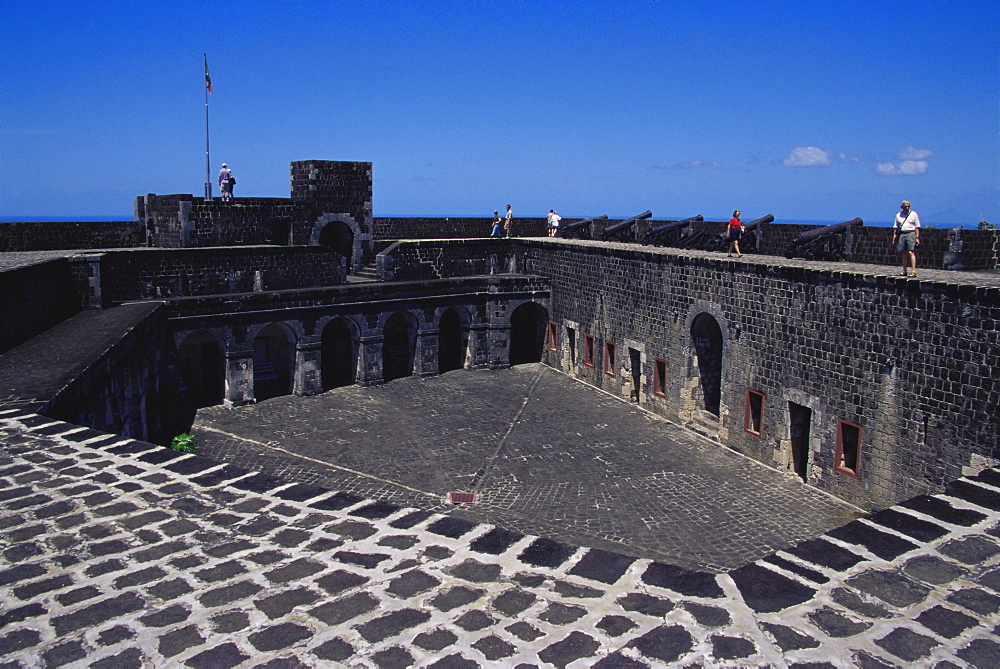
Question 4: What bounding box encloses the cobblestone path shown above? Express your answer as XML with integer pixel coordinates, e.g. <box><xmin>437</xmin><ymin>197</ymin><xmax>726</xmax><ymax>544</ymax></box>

<box><xmin>192</xmin><ymin>365</ymin><xmax>861</xmax><ymax>572</ymax></box>
<box><xmin>3</xmin><ymin>409</ymin><xmax>1000</xmax><ymax>665</ymax></box>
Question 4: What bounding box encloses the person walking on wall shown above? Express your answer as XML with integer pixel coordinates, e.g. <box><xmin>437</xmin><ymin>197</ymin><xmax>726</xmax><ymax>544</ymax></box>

<box><xmin>892</xmin><ymin>200</ymin><xmax>921</xmax><ymax>277</ymax></box>
<box><xmin>489</xmin><ymin>210</ymin><xmax>503</xmax><ymax>238</ymax></box>
<box><xmin>547</xmin><ymin>209</ymin><xmax>562</xmax><ymax>237</ymax></box>
<box><xmin>726</xmin><ymin>210</ymin><xmax>744</xmax><ymax>257</ymax></box>
<box><xmin>218</xmin><ymin>163</ymin><xmax>235</xmax><ymax>201</ymax></box>
<box><xmin>504</xmin><ymin>204</ymin><xmax>514</xmax><ymax>238</ymax></box>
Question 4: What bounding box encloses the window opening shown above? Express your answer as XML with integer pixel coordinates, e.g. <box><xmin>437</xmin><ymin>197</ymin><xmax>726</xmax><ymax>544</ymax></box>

<box><xmin>604</xmin><ymin>341</ymin><xmax>616</xmax><ymax>376</ymax></box>
<box><xmin>653</xmin><ymin>358</ymin><xmax>667</xmax><ymax>397</ymax></box>
<box><xmin>745</xmin><ymin>389</ymin><xmax>764</xmax><ymax>436</ymax></box>
<box><xmin>836</xmin><ymin>419</ymin><xmax>862</xmax><ymax>477</ymax></box>
<box><xmin>567</xmin><ymin>327</ymin><xmax>577</xmax><ymax>365</ymax></box>
<box><xmin>584</xmin><ymin>334</ymin><xmax>595</xmax><ymax>368</ymax></box>
<box><xmin>547</xmin><ymin>322</ymin><xmax>558</xmax><ymax>352</ymax></box>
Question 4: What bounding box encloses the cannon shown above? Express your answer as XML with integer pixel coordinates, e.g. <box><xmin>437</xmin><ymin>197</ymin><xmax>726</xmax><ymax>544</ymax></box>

<box><xmin>785</xmin><ymin>217</ymin><xmax>863</xmax><ymax>260</ymax></box>
<box><xmin>680</xmin><ymin>213</ymin><xmax>775</xmax><ymax>252</ymax></box>
<box><xmin>559</xmin><ymin>215</ymin><xmax>608</xmax><ymax>240</ymax></box>
<box><xmin>641</xmin><ymin>215</ymin><xmax>703</xmax><ymax>246</ymax></box>
<box><xmin>599</xmin><ymin>210</ymin><xmax>653</xmax><ymax>242</ymax></box>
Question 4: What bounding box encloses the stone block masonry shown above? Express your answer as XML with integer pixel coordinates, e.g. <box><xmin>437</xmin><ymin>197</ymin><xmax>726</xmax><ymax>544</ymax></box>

<box><xmin>68</xmin><ymin>246</ymin><xmax>346</xmax><ymax>307</ymax></box>
<box><xmin>2</xmin><ymin>411</ymin><xmax>1000</xmax><ymax>667</ymax></box>
<box><xmin>378</xmin><ymin>237</ymin><xmax>1000</xmax><ymax>511</ymax></box>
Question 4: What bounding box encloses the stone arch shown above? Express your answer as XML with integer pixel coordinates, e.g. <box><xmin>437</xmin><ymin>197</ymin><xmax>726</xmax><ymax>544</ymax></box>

<box><xmin>382</xmin><ymin>311</ymin><xmax>418</xmax><ymax>382</ymax></box>
<box><xmin>253</xmin><ymin>322</ymin><xmax>297</xmax><ymax>401</ymax></box>
<box><xmin>690</xmin><ymin>313</ymin><xmax>724</xmax><ymax>416</ymax></box>
<box><xmin>312</xmin><ymin>214</ymin><xmax>362</xmax><ymax>272</ymax></box>
<box><xmin>438</xmin><ymin>306</ymin><xmax>472</xmax><ymax>373</ymax></box>
<box><xmin>509</xmin><ymin>301</ymin><xmax>549</xmax><ymax>365</ymax></box>
<box><xmin>321</xmin><ymin>316</ymin><xmax>360</xmax><ymax>390</ymax></box>
<box><xmin>177</xmin><ymin>329</ymin><xmax>226</xmax><ymax>408</ymax></box>
<box><xmin>318</xmin><ymin>220</ymin><xmax>355</xmax><ymax>273</ymax></box>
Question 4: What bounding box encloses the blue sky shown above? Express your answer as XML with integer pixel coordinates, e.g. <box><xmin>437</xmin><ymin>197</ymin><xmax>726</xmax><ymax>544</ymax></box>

<box><xmin>2</xmin><ymin>0</ymin><xmax>997</xmax><ymax>225</ymax></box>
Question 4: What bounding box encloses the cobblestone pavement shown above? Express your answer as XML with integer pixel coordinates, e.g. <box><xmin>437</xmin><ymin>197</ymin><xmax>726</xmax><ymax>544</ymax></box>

<box><xmin>192</xmin><ymin>365</ymin><xmax>861</xmax><ymax>572</ymax></box>
<box><xmin>2</xmin><ymin>410</ymin><xmax>1000</xmax><ymax>668</ymax></box>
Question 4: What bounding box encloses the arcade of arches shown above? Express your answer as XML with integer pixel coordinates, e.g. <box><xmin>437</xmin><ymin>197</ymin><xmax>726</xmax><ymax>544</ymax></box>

<box><xmin>176</xmin><ymin>301</ymin><xmax>547</xmax><ymax>410</ymax></box>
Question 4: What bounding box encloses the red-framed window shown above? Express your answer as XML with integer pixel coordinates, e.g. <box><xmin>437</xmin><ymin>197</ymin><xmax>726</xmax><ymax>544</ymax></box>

<box><xmin>653</xmin><ymin>358</ymin><xmax>667</xmax><ymax>397</ymax></box>
<box><xmin>744</xmin><ymin>389</ymin><xmax>765</xmax><ymax>436</ymax></box>
<box><xmin>604</xmin><ymin>341</ymin><xmax>617</xmax><ymax>376</ymax></box>
<box><xmin>835</xmin><ymin>419</ymin><xmax>862</xmax><ymax>477</ymax></box>
<box><xmin>547</xmin><ymin>322</ymin><xmax>558</xmax><ymax>352</ymax></box>
<box><xmin>584</xmin><ymin>334</ymin><xmax>596</xmax><ymax>367</ymax></box>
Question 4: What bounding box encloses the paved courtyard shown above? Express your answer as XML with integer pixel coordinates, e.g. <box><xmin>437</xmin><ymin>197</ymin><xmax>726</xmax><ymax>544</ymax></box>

<box><xmin>193</xmin><ymin>364</ymin><xmax>862</xmax><ymax>573</ymax></box>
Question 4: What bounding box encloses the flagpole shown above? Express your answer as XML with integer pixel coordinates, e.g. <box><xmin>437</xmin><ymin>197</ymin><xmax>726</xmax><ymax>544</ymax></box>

<box><xmin>204</xmin><ymin>54</ymin><xmax>212</xmax><ymax>200</ymax></box>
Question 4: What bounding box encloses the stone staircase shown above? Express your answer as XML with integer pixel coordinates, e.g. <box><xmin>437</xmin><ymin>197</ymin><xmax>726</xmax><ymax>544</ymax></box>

<box><xmin>349</xmin><ymin>262</ymin><xmax>379</xmax><ymax>282</ymax></box>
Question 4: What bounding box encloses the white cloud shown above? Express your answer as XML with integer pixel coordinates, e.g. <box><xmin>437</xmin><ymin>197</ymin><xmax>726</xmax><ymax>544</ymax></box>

<box><xmin>899</xmin><ymin>146</ymin><xmax>932</xmax><ymax>160</ymax></box>
<box><xmin>876</xmin><ymin>147</ymin><xmax>932</xmax><ymax>176</ymax></box>
<box><xmin>838</xmin><ymin>153</ymin><xmax>863</xmax><ymax>164</ymax></box>
<box><xmin>783</xmin><ymin>146</ymin><xmax>831</xmax><ymax>167</ymax></box>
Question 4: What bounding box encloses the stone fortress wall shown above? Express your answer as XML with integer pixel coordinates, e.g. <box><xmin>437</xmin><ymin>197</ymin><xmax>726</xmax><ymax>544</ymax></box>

<box><xmin>1</xmin><ymin>158</ymin><xmax>999</xmax><ymax>515</ymax></box>
<box><xmin>377</xmin><ymin>237</ymin><xmax>1000</xmax><ymax>511</ymax></box>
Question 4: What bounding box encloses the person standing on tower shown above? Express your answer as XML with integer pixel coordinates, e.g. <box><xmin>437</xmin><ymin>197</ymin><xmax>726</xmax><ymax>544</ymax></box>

<box><xmin>892</xmin><ymin>200</ymin><xmax>921</xmax><ymax>277</ymax></box>
<box><xmin>218</xmin><ymin>163</ymin><xmax>234</xmax><ymax>201</ymax></box>
<box><xmin>504</xmin><ymin>204</ymin><xmax>514</xmax><ymax>238</ymax></box>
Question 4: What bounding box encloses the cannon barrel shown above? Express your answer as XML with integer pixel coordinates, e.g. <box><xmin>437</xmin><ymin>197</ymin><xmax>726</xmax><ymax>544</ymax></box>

<box><xmin>645</xmin><ymin>214</ymin><xmax>702</xmax><ymax>236</ymax></box>
<box><xmin>599</xmin><ymin>210</ymin><xmax>653</xmax><ymax>240</ymax></box>
<box><xmin>560</xmin><ymin>215</ymin><xmax>608</xmax><ymax>239</ymax></box>
<box><xmin>742</xmin><ymin>214</ymin><xmax>774</xmax><ymax>232</ymax></box>
<box><xmin>641</xmin><ymin>215</ymin><xmax>702</xmax><ymax>246</ymax></box>
<box><xmin>792</xmin><ymin>217</ymin><xmax>863</xmax><ymax>245</ymax></box>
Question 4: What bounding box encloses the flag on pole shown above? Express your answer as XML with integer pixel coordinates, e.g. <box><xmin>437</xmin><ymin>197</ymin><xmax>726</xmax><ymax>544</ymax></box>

<box><xmin>204</xmin><ymin>54</ymin><xmax>213</xmax><ymax>94</ymax></box>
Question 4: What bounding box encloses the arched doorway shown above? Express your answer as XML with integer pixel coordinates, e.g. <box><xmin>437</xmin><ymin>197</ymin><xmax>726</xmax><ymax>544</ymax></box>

<box><xmin>691</xmin><ymin>313</ymin><xmax>723</xmax><ymax>415</ymax></box>
<box><xmin>382</xmin><ymin>311</ymin><xmax>417</xmax><ymax>382</ymax></box>
<box><xmin>321</xmin><ymin>317</ymin><xmax>357</xmax><ymax>390</ymax></box>
<box><xmin>319</xmin><ymin>221</ymin><xmax>355</xmax><ymax>273</ymax></box>
<box><xmin>509</xmin><ymin>302</ymin><xmax>548</xmax><ymax>365</ymax></box>
<box><xmin>438</xmin><ymin>307</ymin><xmax>470</xmax><ymax>374</ymax></box>
<box><xmin>253</xmin><ymin>323</ymin><xmax>296</xmax><ymax>401</ymax></box>
<box><xmin>177</xmin><ymin>330</ymin><xmax>226</xmax><ymax>408</ymax></box>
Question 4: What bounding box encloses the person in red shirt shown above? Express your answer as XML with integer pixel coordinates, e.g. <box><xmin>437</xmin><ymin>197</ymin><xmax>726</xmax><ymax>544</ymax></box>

<box><xmin>727</xmin><ymin>210</ymin><xmax>744</xmax><ymax>257</ymax></box>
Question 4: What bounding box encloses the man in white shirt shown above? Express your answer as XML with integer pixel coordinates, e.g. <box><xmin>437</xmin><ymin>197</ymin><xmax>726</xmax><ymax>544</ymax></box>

<box><xmin>892</xmin><ymin>200</ymin><xmax>921</xmax><ymax>277</ymax></box>
<box><xmin>504</xmin><ymin>204</ymin><xmax>513</xmax><ymax>238</ymax></box>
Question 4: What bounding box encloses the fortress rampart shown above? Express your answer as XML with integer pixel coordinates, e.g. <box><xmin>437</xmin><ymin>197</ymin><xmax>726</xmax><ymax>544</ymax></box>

<box><xmin>377</xmin><ymin>237</ymin><xmax>1000</xmax><ymax>510</ymax></box>
<box><xmin>1</xmin><ymin>159</ymin><xmax>998</xmax><ymax>514</ymax></box>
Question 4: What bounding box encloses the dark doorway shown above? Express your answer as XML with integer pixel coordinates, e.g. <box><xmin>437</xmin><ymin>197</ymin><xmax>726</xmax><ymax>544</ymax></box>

<box><xmin>321</xmin><ymin>318</ymin><xmax>356</xmax><ymax>390</ymax></box>
<box><xmin>789</xmin><ymin>402</ymin><xmax>812</xmax><ymax>481</ymax></box>
<box><xmin>253</xmin><ymin>323</ymin><xmax>296</xmax><ymax>401</ymax></box>
<box><xmin>438</xmin><ymin>308</ymin><xmax>467</xmax><ymax>374</ymax></box>
<box><xmin>691</xmin><ymin>313</ymin><xmax>723</xmax><ymax>415</ymax></box>
<box><xmin>177</xmin><ymin>330</ymin><xmax>226</xmax><ymax>408</ymax></box>
<box><xmin>509</xmin><ymin>302</ymin><xmax>548</xmax><ymax>365</ymax></box>
<box><xmin>319</xmin><ymin>221</ymin><xmax>355</xmax><ymax>273</ymax></box>
<box><xmin>383</xmin><ymin>312</ymin><xmax>416</xmax><ymax>382</ymax></box>
<box><xmin>628</xmin><ymin>348</ymin><xmax>641</xmax><ymax>402</ymax></box>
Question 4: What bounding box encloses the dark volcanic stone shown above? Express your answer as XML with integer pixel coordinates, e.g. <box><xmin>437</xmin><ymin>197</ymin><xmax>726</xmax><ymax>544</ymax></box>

<box><xmin>915</xmin><ymin>605</ymin><xmax>978</xmax><ymax>638</ymax></box>
<box><xmin>538</xmin><ymin>631</ymin><xmax>601</xmax><ymax>668</ymax></box>
<box><xmin>355</xmin><ymin>608</ymin><xmax>432</xmax><ymax>643</ymax></box>
<box><xmin>596</xmin><ymin>615</ymin><xmax>637</xmax><ymax>637</ymax></box>
<box><xmin>807</xmin><ymin>608</ymin><xmax>872</xmax><ymax>638</ymax></box>
<box><xmin>454</xmin><ymin>609</ymin><xmax>496</xmax><ymax>631</ymax></box>
<box><xmin>683</xmin><ymin>602</ymin><xmax>731</xmax><ymax>627</ymax></box>
<box><xmin>308</xmin><ymin>592</ymin><xmax>379</xmax><ymax>625</ymax></box>
<box><xmin>248</xmin><ymin>622</ymin><xmax>312</xmax><ymax>652</ymax></box>
<box><xmin>492</xmin><ymin>588</ymin><xmax>536</xmax><ymax>616</ymax></box>
<box><xmin>845</xmin><ymin>569</ymin><xmax>930</xmax><ymax>607</ymax></box>
<box><xmin>539</xmin><ymin>603</ymin><xmax>587</xmax><ymax>625</ymax></box>
<box><xmin>729</xmin><ymin>563</ymin><xmax>816</xmax><ymax>613</ymax></box>
<box><xmin>761</xmin><ymin>622</ymin><xmax>821</xmax><ymax>651</ymax></box>
<box><xmin>312</xmin><ymin>638</ymin><xmax>355</xmax><ymax>662</ymax></box>
<box><xmin>627</xmin><ymin>625</ymin><xmax>694</xmax><ymax>664</ymax></box>
<box><xmin>413</xmin><ymin>628</ymin><xmax>459</xmax><ymax>652</ymax></box>
<box><xmin>470</xmin><ymin>527</ymin><xmax>524</xmax><ymax>554</ymax></box>
<box><xmin>640</xmin><ymin>562</ymin><xmax>723</xmax><ymax>598</ymax></box>
<box><xmin>826</xmin><ymin>521</ymin><xmax>918</xmax><ymax>560</ymax></box>
<box><xmin>947</xmin><ymin>587</ymin><xmax>1000</xmax><ymax>615</ymax></box>
<box><xmin>430</xmin><ymin>586</ymin><xmax>484</xmax><ymax>612</ymax></box>
<box><xmin>938</xmin><ymin>536</ymin><xmax>1000</xmax><ymax>565</ymax></box>
<box><xmin>874</xmin><ymin>627</ymin><xmax>938</xmax><ymax>662</ymax></box>
<box><xmin>902</xmin><ymin>554</ymin><xmax>968</xmax><ymax>585</ymax></box>
<box><xmin>518</xmin><ymin>537</ymin><xmax>577</xmax><ymax>568</ymax></box>
<box><xmin>184</xmin><ymin>642</ymin><xmax>251</xmax><ymax>668</ymax></box>
<box><xmin>449</xmin><ymin>559</ymin><xmax>502</xmax><ymax>583</ymax></box>
<box><xmin>957</xmin><ymin>638</ymin><xmax>1000</xmax><ymax>669</ymax></box>
<box><xmin>569</xmin><ymin>548</ymin><xmax>637</xmax><ymax>584</ymax></box>
<box><xmin>618</xmin><ymin>592</ymin><xmax>674</xmax><ymax>617</ymax></box>
<box><xmin>711</xmin><ymin>635</ymin><xmax>756</xmax><ymax>660</ymax></box>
